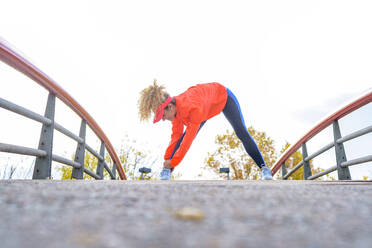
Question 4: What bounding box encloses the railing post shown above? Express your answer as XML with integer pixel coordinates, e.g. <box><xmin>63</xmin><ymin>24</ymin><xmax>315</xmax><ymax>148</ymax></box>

<box><xmin>33</xmin><ymin>93</ymin><xmax>55</xmax><ymax>179</ymax></box>
<box><xmin>302</xmin><ymin>143</ymin><xmax>312</xmax><ymax>180</ymax></box>
<box><xmin>112</xmin><ymin>162</ymin><xmax>117</xmax><ymax>180</ymax></box>
<box><xmin>96</xmin><ymin>142</ymin><xmax>105</xmax><ymax>179</ymax></box>
<box><xmin>333</xmin><ymin>120</ymin><xmax>351</xmax><ymax>180</ymax></box>
<box><xmin>281</xmin><ymin>163</ymin><xmax>287</xmax><ymax>180</ymax></box>
<box><xmin>71</xmin><ymin>120</ymin><xmax>86</xmax><ymax>179</ymax></box>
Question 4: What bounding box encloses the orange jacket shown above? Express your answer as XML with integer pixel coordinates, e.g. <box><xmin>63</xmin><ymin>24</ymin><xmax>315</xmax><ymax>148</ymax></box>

<box><xmin>164</xmin><ymin>82</ymin><xmax>227</xmax><ymax>166</ymax></box>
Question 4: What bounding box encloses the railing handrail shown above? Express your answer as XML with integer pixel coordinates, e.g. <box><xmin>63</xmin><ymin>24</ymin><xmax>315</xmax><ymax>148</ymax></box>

<box><xmin>0</xmin><ymin>40</ymin><xmax>126</xmax><ymax>180</ymax></box>
<box><xmin>272</xmin><ymin>88</ymin><xmax>372</xmax><ymax>175</ymax></box>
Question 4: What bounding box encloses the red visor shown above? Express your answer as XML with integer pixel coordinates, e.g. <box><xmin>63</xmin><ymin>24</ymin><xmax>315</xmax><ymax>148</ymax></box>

<box><xmin>153</xmin><ymin>96</ymin><xmax>172</xmax><ymax>123</ymax></box>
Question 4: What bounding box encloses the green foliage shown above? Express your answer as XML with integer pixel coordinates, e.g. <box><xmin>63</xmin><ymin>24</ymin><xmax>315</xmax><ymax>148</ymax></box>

<box><xmin>58</xmin><ymin>152</ymin><xmax>109</xmax><ymax>180</ymax></box>
<box><xmin>204</xmin><ymin>126</ymin><xmax>276</xmax><ymax>180</ymax></box>
<box><xmin>59</xmin><ymin>164</ymin><xmax>72</xmax><ymax>180</ymax></box>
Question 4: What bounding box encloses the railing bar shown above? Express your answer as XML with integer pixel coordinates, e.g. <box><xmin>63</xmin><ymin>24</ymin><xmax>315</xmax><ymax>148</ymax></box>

<box><xmin>83</xmin><ymin>168</ymin><xmax>102</xmax><ymax>180</ymax></box>
<box><xmin>341</xmin><ymin>155</ymin><xmax>372</xmax><ymax>168</ymax></box>
<box><xmin>0</xmin><ymin>97</ymin><xmax>52</xmax><ymax>125</ymax></box>
<box><xmin>271</xmin><ymin>89</ymin><xmax>372</xmax><ymax>176</ymax></box>
<box><xmin>308</xmin><ymin>165</ymin><xmax>337</xmax><ymax>180</ymax></box>
<box><xmin>54</xmin><ymin>122</ymin><xmax>84</xmax><ymax>143</ymax></box>
<box><xmin>52</xmin><ymin>154</ymin><xmax>81</xmax><ymax>168</ymax></box>
<box><xmin>283</xmin><ymin>161</ymin><xmax>304</xmax><ymax>179</ymax></box>
<box><xmin>337</xmin><ymin>125</ymin><xmax>372</xmax><ymax>144</ymax></box>
<box><xmin>85</xmin><ymin>144</ymin><xmax>104</xmax><ymax>161</ymax></box>
<box><xmin>104</xmin><ymin>162</ymin><xmax>115</xmax><ymax>179</ymax></box>
<box><xmin>305</xmin><ymin>141</ymin><xmax>335</xmax><ymax>161</ymax></box>
<box><xmin>0</xmin><ymin>142</ymin><xmax>47</xmax><ymax>157</ymax></box>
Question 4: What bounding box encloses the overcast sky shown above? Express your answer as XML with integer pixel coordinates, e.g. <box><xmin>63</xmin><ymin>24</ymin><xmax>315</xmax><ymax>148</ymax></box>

<box><xmin>1</xmin><ymin>0</ymin><xmax>371</xmax><ymax>179</ymax></box>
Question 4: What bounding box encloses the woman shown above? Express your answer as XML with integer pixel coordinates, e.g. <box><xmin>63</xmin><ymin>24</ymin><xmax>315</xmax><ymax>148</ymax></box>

<box><xmin>138</xmin><ymin>80</ymin><xmax>273</xmax><ymax>180</ymax></box>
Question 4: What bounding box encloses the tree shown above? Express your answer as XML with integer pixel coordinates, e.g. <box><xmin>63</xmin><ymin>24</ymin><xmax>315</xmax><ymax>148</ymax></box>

<box><xmin>117</xmin><ymin>135</ymin><xmax>160</xmax><ymax>180</ymax></box>
<box><xmin>203</xmin><ymin>126</ymin><xmax>336</xmax><ymax>180</ymax></box>
<box><xmin>58</xmin><ymin>148</ymin><xmax>153</xmax><ymax>180</ymax></box>
<box><xmin>1</xmin><ymin>164</ymin><xmax>17</xmax><ymax>179</ymax></box>
<box><xmin>204</xmin><ymin>126</ymin><xmax>277</xmax><ymax>180</ymax></box>
<box><xmin>0</xmin><ymin>156</ymin><xmax>34</xmax><ymax>179</ymax></box>
<box><xmin>117</xmin><ymin>134</ymin><xmax>184</xmax><ymax>180</ymax></box>
<box><xmin>58</xmin><ymin>134</ymin><xmax>164</xmax><ymax>180</ymax></box>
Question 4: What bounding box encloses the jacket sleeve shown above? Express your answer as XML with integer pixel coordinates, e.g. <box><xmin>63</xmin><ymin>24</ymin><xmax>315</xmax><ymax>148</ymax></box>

<box><xmin>169</xmin><ymin>104</ymin><xmax>204</xmax><ymax>167</ymax></box>
<box><xmin>164</xmin><ymin>119</ymin><xmax>184</xmax><ymax>160</ymax></box>
<box><xmin>169</xmin><ymin>122</ymin><xmax>200</xmax><ymax>167</ymax></box>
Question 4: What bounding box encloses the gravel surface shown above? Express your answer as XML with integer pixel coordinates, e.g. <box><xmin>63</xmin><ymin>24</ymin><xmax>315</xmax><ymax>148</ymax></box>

<box><xmin>1</xmin><ymin>180</ymin><xmax>372</xmax><ymax>248</ymax></box>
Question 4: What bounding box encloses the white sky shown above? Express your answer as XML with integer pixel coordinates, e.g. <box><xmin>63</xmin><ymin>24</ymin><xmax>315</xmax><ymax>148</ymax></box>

<box><xmin>1</xmin><ymin>0</ymin><xmax>372</xmax><ymax>179</ymax></box>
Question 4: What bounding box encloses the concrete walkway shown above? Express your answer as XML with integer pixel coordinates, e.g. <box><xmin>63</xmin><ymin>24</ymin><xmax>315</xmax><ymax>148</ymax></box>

<box><xmin>1</xmin><ymin>180</ymin><xmax>372</xmax><ymax>248</ymax></box>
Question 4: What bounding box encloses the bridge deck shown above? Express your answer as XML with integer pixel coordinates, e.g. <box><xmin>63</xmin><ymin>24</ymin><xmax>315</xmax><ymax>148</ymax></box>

<box><xmin>1</xmin><ymin>180</ymin><xmax>372</xmax><ymax>248</ymax></box>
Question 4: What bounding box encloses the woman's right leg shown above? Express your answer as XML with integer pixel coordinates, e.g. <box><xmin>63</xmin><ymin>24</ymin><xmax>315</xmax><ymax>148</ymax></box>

<box><xmin>222</xmin><ymin>88</ymin><xmax>266</xmax><ymax>169</ymax></box>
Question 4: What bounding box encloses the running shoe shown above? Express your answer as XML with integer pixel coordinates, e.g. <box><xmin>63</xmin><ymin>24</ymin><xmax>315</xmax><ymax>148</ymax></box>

<box><xmin>261</xmin><ymin>166</ymin><xmax>273</xmax><ymax>180</ymax></box>
<box><xmin>160</xmin><ymin>168</ymin><xmax>171</xmax><ymax>180</ymax></box>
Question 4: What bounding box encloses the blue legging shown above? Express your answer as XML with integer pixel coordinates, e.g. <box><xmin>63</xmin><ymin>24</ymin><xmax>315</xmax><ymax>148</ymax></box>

<box><xmin>169</xmin><ymin>88</ymin><xmax>266</xmax><ymax>168</ymax></box>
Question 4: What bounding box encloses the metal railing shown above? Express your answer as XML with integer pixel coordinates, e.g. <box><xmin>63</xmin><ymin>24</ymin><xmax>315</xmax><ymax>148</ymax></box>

<box><xmin>272</xmin><ymin>89</ymin><xmax>372</xmax><ymax>180</ymax></box>
<box><xmin>0</xmin><ymin>39</ymin><xmax>126</xmax><ymax>180</ymax></box>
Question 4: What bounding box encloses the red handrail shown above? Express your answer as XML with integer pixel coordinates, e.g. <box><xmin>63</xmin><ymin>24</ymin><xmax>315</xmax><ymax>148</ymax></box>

<box><xmin>0</xmin><ymin>40</ymin><xmax>126</xmax><ymax>180</ymax></box>
<box><xmin>271</xmin><ymin>89</ymin><xmax>372</xmax><ymax>176</ymax></box>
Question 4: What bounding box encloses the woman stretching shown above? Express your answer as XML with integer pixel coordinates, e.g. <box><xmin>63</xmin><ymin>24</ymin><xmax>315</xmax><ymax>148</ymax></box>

<box><xmin>138</xmin><ymin>80</ymin><xmax>273</xmax><ymax>180</ymax></box>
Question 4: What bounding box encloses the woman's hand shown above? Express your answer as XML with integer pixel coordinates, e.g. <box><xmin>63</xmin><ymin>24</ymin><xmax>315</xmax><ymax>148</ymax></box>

<box><xmin>163</xmin><ymin>160</ymin><xmax>173</xmax><ymax>169</ymax></box>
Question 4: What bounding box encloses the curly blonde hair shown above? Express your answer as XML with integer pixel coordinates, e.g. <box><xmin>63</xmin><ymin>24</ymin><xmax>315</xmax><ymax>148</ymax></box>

<box><xmin>138</xmin><ymin>79</ymin><xmax>170</xmax><ymax>121</ymax></box>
